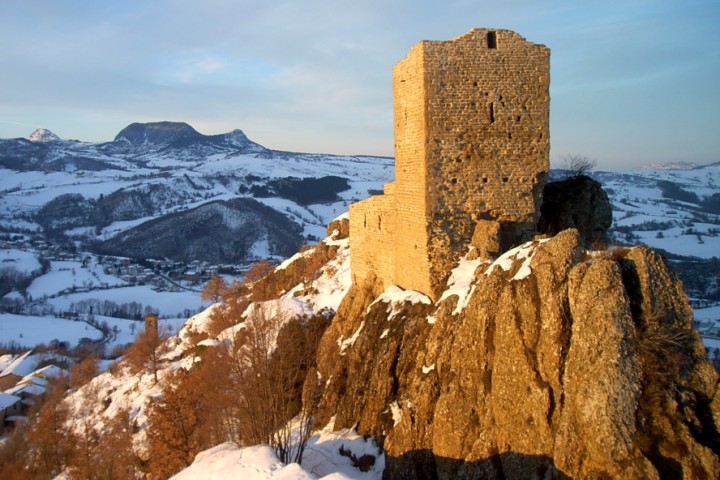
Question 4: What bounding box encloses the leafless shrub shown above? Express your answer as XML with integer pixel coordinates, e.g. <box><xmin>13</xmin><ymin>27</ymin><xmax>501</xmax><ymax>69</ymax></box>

<box><xmin>562</xmin><ymin>153</ymin><xmax>597</xmax><ymax>178</ymax></box>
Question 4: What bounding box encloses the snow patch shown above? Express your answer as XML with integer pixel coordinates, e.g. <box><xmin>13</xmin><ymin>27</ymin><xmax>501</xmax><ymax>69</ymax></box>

<box><xmin>368</xmin><ymin>286</ymin><xmax>432</xmax><ymax>320</ymax></box>
<box><xmin>338</xmin><ymin>321</ymin><xmax>365</xmax><ymax>355</ymax></box>
<box><xmin>422</xmin><ymin>364</ymin><xmax>435</xmax><ymax>374</ymax></box>
<box><xmin>172</xmin><ymin>423</ymin><xmax>385</xmax><ymax>480</ymax></box>
<box><xmin>485</xmin><ymin>239</ymin><xmax>550</xmax><ymax>281</ymax></box>
<box><xmin>439</xmin><ymin>253</ymin><xmax>485</xmax><ymax>315</ymax></box>
<box><xmin>275</xmin><ymin>248</ymin><xmax>315</xmax><ymax>272</ymax></box>
<box><xmin>389</xmin><ymin>401</ymin><xmax>402</xmax><ymax>427</ymax></box>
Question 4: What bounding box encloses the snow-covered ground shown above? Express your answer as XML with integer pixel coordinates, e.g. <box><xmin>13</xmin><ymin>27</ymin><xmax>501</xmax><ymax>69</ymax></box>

<box><xmin>0</xmin><ymin>248</ymin><xmax>42</xmax><ymax>274</ymax></box>
<box><xmin>696</xmin><ymin>305</ymin><xmax>720</xmax><ymax>352</ymax></box>
<box><xmin>1</xmin><ymin>131</ymin><xmax>718</xmax><ymax>360</ymax></box>
<box><xmin>1</xmin><ymin>252</ymin><xmax>206</xmax><ymax>350</ymax></box>
<box><xmin>0</xmin><ymin>313</ymin><xmax>102</xmax><ymax>347</ymax></box>
<box><xmin>26</xmin><ymin>259</ymin><xmax>126</xmax><ymax>298</ymax></box>
<box><xmin>46</xmin><ymin>286</ymin><xmax>203</xmax><ymax>318</ymax></box>
<box><xmin>171</xmin><ymin>426</ymin><xmax>384</xmax><ymax>480</ymax></box>
<box><xmin>599</xmin><ymin>163</ymin><xmax>720</xmax><ymax>259</ymax></box>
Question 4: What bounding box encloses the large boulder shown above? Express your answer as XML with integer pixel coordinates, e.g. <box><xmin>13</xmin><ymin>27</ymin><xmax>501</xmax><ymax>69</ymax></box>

<box><xmin>537</xmin><ymin>175</ymin><xmax>612</xmax><ymax>246</ymax></box>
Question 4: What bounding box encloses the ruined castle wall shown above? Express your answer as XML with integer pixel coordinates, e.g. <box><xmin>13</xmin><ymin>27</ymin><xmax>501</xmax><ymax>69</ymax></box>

<box><xmin>349</xmin><ymin>28</ymin><xmax>549</xmax><ymax>300</ymax></box>
<box><xmin>423</xmin><ymin>29</ymin><xmax>550</xmax><ymax>294</ymax></box>
<box><xmin>349</xmin><ymin>193</ymin><xmax>398</xmax><ymax>290</ymax></box>
<box><xmin>390</xmin><ymin>42</ymin><xmax>433</xmax><ymax>295</ymax></box>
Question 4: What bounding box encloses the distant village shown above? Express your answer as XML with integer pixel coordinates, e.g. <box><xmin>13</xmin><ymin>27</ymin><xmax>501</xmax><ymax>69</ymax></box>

<box><xmin>0</xmin><ymin>350</ymin><xmax>68</xmax><ymax>433</ymax></box>
<box><xmin>0</xmin><ymin>234</ymin><xmax>247</xmax><ymax>321</ymax></box>
<box><xmin>2</xmin><ymin>234</ymin><xmax>245</xmax><ymax>290</ymax></box>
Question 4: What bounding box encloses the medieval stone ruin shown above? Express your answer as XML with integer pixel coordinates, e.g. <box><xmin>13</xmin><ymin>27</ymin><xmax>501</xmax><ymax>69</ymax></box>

<box><xmin>350</xmin><ymin>28</ymin><xmax>550</xmax><ymax>299</ymax></box>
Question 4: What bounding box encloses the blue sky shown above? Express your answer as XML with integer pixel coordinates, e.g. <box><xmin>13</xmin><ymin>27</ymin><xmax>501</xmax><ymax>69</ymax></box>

<box><xmin>0</xmin><ymin>0</ymin><xmax>718</xmax><ymax>170</ymax></box>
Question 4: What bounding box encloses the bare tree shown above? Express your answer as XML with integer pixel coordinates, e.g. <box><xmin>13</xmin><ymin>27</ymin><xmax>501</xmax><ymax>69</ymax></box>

<box><xmin>562</xmin><ymin>153</ymin><xmax>597</xmax><ymax>177</ymax></box>
<box><xmin>228</xmin><ymin>309</ymin><xmax>324</xmax><ymax>464</ymax></box>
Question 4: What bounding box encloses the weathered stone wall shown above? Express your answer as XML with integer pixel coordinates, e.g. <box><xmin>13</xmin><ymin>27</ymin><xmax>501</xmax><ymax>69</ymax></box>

<box><xmin>350</xmin><ymin>28</ymin><xmax>550</xmax><ymax>299</ymax></box>
<box><xmin>392</xmin><ymin>43</ymin><xmax>433</xmax><ymax>295</ymax></box>
<box><xmin>423</xmin><ymin>29</ymin><xmax>550</xmax><ymax>293</ymax></box>
<box><xmin>349</xmin><ymin>192</ymin><xmax>398</xmax><ymax>291</ymax></box>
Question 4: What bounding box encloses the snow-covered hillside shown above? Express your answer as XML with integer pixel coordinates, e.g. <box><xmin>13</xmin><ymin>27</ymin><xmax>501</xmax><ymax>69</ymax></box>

<box><xmin>0</xmin><ymin>122</ymin><xmax>393</xmax><ymax>245</ymax></box>
<box><xmin>597</xmin><ymin>163</ymin><xmax>720</xmax><ymax>259</ymax></box>
<box><xmin>52</xmin><ymin>225</ymin><xmax>387</xmax><ymax>479</ymax></box>
<box><xmin>50</xmin><ymin>215</ymin><xmax>720</xmax><ymax>479</ymax></box>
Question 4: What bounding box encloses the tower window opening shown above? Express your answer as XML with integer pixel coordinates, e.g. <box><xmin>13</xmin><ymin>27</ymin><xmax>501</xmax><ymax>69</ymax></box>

<box><xmin>489</xmin><ymin>102</ymin><xmax>495</xmax><ymax>124</ymax></box>
<box><xmin>487</xmin><ymin>31</ymin><xmax>497</xmax><ymax>49</ymax></box>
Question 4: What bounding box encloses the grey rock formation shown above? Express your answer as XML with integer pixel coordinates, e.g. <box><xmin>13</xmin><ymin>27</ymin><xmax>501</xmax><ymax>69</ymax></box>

<box><xmin>312</xmin><ymin>229</ymin><xmax>719</xmax><ymax>479</ymax></box>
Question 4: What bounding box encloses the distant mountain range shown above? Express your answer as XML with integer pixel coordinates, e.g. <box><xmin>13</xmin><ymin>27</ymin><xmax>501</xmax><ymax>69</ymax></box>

<box><xmin>1</xmin><ymin>121</ymin><xmax>718</xmax><ymax>302</ymax></box>
<box><xmin>1</xmin><ymin>121</ymin><xmax>393</xmax><ymax>266</ymax></box>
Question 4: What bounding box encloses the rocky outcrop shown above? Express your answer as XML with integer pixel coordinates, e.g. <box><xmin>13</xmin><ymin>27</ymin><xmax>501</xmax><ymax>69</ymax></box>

<box><xmin>312</xmin><ymin>229</ymin><xmax>720</xmax><ymax>479</ymax></box>
<box><xmin>538</xmin><ymin>175</ymin><xmax>612</xmax><ymax>246</ymax></box>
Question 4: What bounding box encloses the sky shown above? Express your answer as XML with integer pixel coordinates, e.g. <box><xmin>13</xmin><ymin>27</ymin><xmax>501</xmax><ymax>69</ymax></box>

<box><xmin>0</xmin><ymin>0</ymin><xmax>718</xmax><ymax>171</ymax></box>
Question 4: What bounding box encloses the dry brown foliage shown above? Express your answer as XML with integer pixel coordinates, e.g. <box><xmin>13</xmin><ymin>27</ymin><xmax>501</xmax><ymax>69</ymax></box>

<box><xmin>68</xmin><ymin>356</ymin><xmax>100</xmax><ymax>389</ymax></box>
<box><xmin>205</xmin><ymin>279</ymin><xmax>250</xmax><ymax>337</ymax></box>
<box><xmin>144</xmin><ymin>308</ymin><xmax>330</xmax><ymax>472</ymax></box>
<box><xmin>68</xmin><ymin>407</ymin><xmax>137</xmax><ymax>480</ymax></box>
<box><xmin>201</xmin><ymin>274</ymin><xmax>228</xmax><ymax>303</ymax></box>
<box><xmin>124</xmin><ymin>325</ymin><xmax>169</xmax><ymax>384</ymax></box>
<box><xmin>203</xmin><ymin>259</ymin><xmax>277</xmax><ymax>337</ymax></box>
<box><xmin>227</xmin><ymin>310</ymin><xmax>330</xmax><ymax>463</ymax></box>
<box><xmin>637</xmin><ymin>319</ymin><xmax>692</xmax><ymax>408</ymax></box>
<box><xmin>146</xmin><ymin>368</ymin><xmax>207</xmax><ymax>479</ymax></box>
<box><xmin>0</xmin><ymin>426</ymin><xmax>35</xmax><ymax>480</ymax></box>
<box><xmin>27</xmin><ymin>382</ymin><xmax>76</xmax><ymax>477</ymax></box>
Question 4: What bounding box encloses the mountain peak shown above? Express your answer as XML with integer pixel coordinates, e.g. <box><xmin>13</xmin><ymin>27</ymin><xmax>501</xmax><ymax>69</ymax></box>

<box><xmin>27</xmin><ymin>128</ymin><xmax>61</xmax><ymax>142</ymax></box>
<box><xmin>113</xmin><ymin>121</ymin><xmax>203</xmax><ymax>146</ymax></box>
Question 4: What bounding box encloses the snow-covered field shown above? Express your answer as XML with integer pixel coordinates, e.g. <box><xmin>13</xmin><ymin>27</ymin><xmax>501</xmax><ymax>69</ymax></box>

<box><xmin>0</xmin><ymin>248</ymin><xmax>42</xmax><ymax>274</ymax></box>
<box><xmin>26</xmin><ymin>259</ymin><xmax>126</xmax><ymax>298</ymax></box>
<box><xmin>0</xmin><ymin>313</ymin><xmax>102</xmax><ymax>346</ymax></box>
<box><xmin>599</xmin><ymin>163</ymin><xmax>720</xmax><ymax>259</ymax></box>
<box><xmin>1</xmin><ymin>253</ymin><xmax>206</xmax><ymax>350</ymax></box>
<box><xmin>46</xmin><ymin>286</ymin><xmax>203</xmax><ymax>318</ymax></box>
<box><xmin>697</xmin><ymin>305</ymin><xmax>720</xmax><ymax>352</ymax></box>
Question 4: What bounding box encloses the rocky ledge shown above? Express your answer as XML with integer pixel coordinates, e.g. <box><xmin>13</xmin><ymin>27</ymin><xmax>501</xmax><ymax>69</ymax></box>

<box><xmin>310</xmin><ymin>228</ymin><xmax>720</xmax><ymax>479</ymax></box>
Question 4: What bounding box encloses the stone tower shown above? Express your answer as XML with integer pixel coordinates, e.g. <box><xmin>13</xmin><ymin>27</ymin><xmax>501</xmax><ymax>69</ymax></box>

<box><xmin>350</xmin><ymin>28</ymin><xmax>550</xmax><ymax>299</ymax></box>
<box><xmin>144</xmin><ymin>312</ymin><xmax>158</xmax><ymax>335</ymax></box>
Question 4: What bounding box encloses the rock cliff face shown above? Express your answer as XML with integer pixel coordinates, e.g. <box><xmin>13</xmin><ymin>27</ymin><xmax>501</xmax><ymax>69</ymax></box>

<box><xmin>311</xmin><ymin>228</ymin><xmax>720</xmax><ymax>479</ymax></box>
